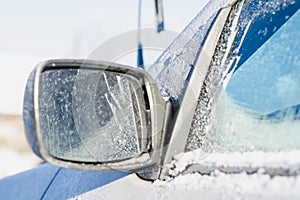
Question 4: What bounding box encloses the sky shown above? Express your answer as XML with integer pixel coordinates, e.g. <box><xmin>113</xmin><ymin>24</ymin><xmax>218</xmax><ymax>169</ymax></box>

<box><xmin>0</xmin><ymin>0</ymin><xmax>209</xmax><ymax>115</ymax></box>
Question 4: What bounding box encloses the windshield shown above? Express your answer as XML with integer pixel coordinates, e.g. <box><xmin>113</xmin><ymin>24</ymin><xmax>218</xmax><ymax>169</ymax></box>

<box><xmin>217</xmin><ymin>8</ymin><xmax>300</xmax><ymax>152</ymax></box>
<box><xmin>167</xmin><ymin>1</ymin><xmax>300</xmax><ymax>178</ymax></box>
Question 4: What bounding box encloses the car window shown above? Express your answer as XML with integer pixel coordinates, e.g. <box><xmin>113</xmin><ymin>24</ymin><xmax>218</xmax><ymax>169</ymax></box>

<box><xmin>217</xmin><ymin>9</ymin><xmax>300</xmax><ymax>152</ymax></box>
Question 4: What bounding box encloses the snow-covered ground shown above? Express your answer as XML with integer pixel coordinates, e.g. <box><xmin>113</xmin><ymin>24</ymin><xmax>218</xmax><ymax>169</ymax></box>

<box><xmin>0</xmin><ymin>115</ymin><xmax>41</xmax><ymax>179</ymax></box>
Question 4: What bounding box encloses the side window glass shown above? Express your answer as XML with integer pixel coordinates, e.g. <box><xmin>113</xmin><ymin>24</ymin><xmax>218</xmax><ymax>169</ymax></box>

<box><xmin>218</xmin><ymin>9</ymin><xmax>300</xmax><ymax>152</ymax></box>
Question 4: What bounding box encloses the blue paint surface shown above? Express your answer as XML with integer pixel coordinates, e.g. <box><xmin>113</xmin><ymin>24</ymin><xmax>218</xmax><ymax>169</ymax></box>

<box><xmin>0</xmin><ymin>163</ymin><xmax>128</xmax><ymax>200</ymax></box>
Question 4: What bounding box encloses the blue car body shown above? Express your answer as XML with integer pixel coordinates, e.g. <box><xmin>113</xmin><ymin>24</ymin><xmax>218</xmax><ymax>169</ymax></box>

<box><xmin>0</xmin><ymin>0</ymin><xmax>299</xmax><ymax>199</ymax></box>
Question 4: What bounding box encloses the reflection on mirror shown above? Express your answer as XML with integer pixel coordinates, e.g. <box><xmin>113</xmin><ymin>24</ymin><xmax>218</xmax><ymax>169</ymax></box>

<box><xmin>38</xmin><ymin>67</ymin><xmax>147</xmax><ymax>162</ymax></box>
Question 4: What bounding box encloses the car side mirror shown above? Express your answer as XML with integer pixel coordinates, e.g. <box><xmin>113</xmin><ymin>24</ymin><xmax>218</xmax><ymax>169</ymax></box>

<box><xmin>23</xmin><ymin>59</ymin><xmax>168</xmax><ymax>171</ymax></box>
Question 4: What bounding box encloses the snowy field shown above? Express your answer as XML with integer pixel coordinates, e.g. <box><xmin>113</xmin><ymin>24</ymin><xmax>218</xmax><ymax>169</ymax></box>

<box><xmin>0</xmin><ymin>115</ymin><xmax>41</xmax><ymax>179</ymax></box>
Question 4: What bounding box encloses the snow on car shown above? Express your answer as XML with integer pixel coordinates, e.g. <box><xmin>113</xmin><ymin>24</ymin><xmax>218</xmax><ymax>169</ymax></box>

<box><xmin>0</xmin><ymin>0</ymin><xmax>300</xmax><ymax>199</ymax></box>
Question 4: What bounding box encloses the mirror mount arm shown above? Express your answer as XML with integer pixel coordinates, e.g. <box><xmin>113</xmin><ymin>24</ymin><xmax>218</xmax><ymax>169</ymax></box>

<box><xmin>136</xmin><ymin>98</ymin><xmax>172</xmax><ymax>181</ymax></box>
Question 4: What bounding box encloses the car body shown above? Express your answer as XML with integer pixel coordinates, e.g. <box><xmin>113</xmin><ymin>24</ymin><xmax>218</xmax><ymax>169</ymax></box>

<box><xmin>0</xmin><ymin>0</ymin><xmax>300</xmax><ymax>199</ymax></box>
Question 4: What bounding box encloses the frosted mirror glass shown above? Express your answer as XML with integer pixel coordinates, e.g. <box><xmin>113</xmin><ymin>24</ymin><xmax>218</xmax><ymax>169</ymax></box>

<box><xmin>38</xmin><ymin>67</ymin><xmax>146</xmax><ymax>162</ymax></box>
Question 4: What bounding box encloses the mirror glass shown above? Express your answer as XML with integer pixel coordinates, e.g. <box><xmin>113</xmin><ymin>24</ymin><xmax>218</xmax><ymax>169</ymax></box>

<box><xmin>38</xmin><ymin>67</ymin><xmax>147</xmax><ymax>162</ymax></box>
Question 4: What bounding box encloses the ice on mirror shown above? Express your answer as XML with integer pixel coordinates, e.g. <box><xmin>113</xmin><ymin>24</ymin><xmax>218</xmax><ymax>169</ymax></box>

<box><xmin>39</xmin><ymin>68</ymin><xmax>145</xmax><ymax>162</ymax></box>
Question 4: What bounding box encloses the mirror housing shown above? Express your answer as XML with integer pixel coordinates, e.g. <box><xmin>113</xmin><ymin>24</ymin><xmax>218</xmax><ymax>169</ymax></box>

<box><xmin>23</xmin><ymin>59</ymin><xmax>168</xmax><ymax>171</ymax></box>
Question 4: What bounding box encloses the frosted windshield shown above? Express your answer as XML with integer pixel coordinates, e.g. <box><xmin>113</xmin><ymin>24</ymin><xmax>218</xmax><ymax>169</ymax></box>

<box><xmin>219</xmin><ymin>9</ymin><xmax>300</xmax><ymax>152</ymax></box>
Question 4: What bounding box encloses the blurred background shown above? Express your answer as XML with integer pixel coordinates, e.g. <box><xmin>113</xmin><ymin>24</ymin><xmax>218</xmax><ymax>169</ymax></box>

<box><xmin>0</xmin><ymin>0</ymin><xmax>207</xmax><ymax>178</ymax></box>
